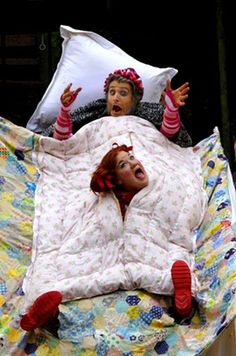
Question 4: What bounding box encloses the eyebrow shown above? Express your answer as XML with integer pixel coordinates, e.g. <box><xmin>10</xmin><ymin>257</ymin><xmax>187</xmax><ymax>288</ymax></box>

<box><xmin>109</xmin><ymin>86</ymin><xmax>129</xmax><ymax>91</ymax></box>
<box><xmin>116</xmin><ymin>153</ymin><xmax>134</xmax><ymax>167</ymax></box>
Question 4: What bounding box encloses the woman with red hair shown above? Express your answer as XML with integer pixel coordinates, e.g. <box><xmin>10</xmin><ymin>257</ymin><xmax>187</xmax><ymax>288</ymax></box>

<box><xmin>90</xmin><ymin>143</ymin><xmax>149</xmax><ymax>220</ymax></box>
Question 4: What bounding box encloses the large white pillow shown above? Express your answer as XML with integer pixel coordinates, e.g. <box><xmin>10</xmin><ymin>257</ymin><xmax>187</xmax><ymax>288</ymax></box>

<box><xmin>26</xmin><ymin>25</ymin><xmax>178</xmax><ymax>132</ymax></box>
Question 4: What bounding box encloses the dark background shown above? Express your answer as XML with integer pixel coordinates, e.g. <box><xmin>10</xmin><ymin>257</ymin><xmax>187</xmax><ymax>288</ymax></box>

<box><xmin>0</xmin><ymin>0</ymin><xmax>235</xmax><ymax>165</ymax></box>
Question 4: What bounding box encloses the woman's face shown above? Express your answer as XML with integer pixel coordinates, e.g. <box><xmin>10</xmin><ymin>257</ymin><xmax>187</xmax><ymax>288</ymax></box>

<box><xmin>107</xmin><ymin>81</ymin><xmax>134</xmax><ymax>116</ymax></box>
<box><xmin>115</xmin><ymin>151</ymin><xmax>149</xmax><ymax>193</ymax></box>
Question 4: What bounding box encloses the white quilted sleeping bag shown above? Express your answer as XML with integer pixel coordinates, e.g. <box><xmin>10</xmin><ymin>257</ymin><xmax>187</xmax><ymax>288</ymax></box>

<box><xmin>22</xmin><ymin>115</ymin><xmax>207</xmax><ymax>309</ymax></box>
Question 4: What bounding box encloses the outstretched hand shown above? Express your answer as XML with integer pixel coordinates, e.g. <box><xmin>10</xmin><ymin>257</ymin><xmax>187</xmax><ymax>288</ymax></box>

<box><xmin>60</xmin><ymin>83</ymin><xmax>82</xmax><ymax>107</ymax></box>
<box><xmin>161</xmin><ymin>80</ymin><xmax>190</xmax><ymax>107</ymax></box>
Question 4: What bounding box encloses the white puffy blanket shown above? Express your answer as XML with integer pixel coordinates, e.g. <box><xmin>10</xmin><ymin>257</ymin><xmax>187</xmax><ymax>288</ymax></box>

<box><xmin>22</xmin><ymin>116</ymin><xmax>207</xmax><ymax>308</ymax></box>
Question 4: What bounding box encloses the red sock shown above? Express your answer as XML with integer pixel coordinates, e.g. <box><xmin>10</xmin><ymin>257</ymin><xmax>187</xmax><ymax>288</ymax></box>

<box><xmin>20</xmin><ymin>291</ymin><xmax>62</xmax><ymax>331</ymax></box>
<box><xmin>171</xmin><ymin>260</ymin><xmax>192</xmax><ymax>318</ymax></box>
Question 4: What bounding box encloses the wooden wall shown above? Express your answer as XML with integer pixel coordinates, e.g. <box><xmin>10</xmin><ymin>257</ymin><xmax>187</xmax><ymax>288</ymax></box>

<box><xmin>0</xmin><ymin>31</ymin><xmax>61</xmax><ymax>127</ymax></box>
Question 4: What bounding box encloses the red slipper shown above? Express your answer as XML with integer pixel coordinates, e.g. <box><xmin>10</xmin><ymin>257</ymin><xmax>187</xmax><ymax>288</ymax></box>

<box><xmin>171</xmin><ymin>260</ymin><xmax>192</xmax><ymax>318</ymax></box>
<box><xmin>20</xmin><ymin>291</ymin><xmax>62</xmax><ymax>331</ymax></box>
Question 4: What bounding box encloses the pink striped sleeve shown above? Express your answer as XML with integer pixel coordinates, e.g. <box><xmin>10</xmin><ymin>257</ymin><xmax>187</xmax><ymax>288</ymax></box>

<box><xmin>160</xmin><ymin>90</ymin><xmax>181</xmax><ymax>138</ymax></box>
<box><xmin>53</xmin><ymin>106</ymin><xmax>72</xmax><ymax>140</ymax></box>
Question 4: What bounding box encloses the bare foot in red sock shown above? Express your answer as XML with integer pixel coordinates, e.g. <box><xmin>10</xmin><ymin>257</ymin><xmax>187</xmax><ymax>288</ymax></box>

<box><xmin>171</xmin><ymin>260</ymin><xmax>192</xmax><ymax>319</ymax></box>
<box><xmin>20</xmin><ymin>291</ymin><xmax>62</xmax><ymax>331</ymax></box>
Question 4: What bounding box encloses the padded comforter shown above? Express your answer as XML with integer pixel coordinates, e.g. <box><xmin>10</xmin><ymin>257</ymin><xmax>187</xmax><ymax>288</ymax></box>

<box><xmin>22</xmin><ymin>115</ymin><xmax>207</xmax><ymax>309</ymax></box>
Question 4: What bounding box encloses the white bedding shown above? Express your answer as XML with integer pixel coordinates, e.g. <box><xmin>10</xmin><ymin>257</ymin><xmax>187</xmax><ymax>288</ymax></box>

<box><xmin>22</xmin><ymin>115</ymin><xmax>207</xmax><ymax>309</ymax></box>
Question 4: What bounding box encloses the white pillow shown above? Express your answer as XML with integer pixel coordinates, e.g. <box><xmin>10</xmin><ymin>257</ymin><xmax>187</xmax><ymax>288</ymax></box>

<box><xmin>26</xmin><ymin>25</ymin><xmax>178</xmax><ymax>132</ymax></box>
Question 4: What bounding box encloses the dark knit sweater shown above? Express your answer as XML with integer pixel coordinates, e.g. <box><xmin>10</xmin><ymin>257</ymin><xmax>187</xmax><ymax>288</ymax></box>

<box><xmin>41</xmin><ymin>99</ymin><xmax>192</xmax><ymax>148</ymax></box>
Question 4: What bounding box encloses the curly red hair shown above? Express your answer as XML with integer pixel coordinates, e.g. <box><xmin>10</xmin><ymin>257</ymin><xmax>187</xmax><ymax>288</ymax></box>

<box><xmin>90</xmin><ymin>144</ymin><xmax>133</xmax><ymax>194</ymax></box>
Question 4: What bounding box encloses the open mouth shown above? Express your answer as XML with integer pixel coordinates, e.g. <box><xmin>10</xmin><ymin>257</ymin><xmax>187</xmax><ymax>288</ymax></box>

<box><xmin>134</xmin><ymin>167</ymin><xmax>145</xmax><ymax>179</ymax></box>
<box><xmin>112</xmin><ymin>105</ymin><xmax>122</xmax><ymax>112</ymax></box>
